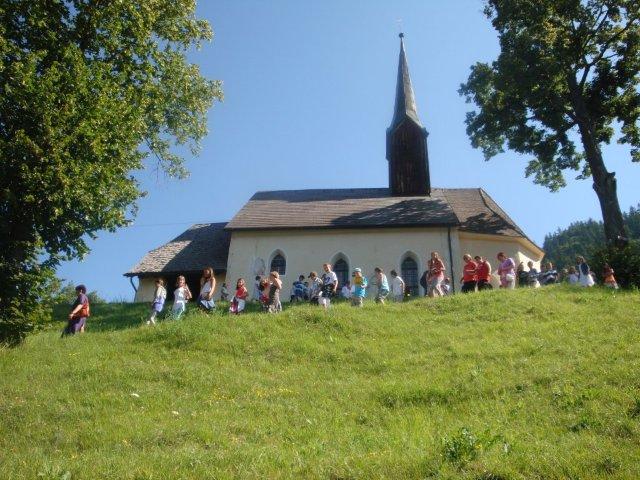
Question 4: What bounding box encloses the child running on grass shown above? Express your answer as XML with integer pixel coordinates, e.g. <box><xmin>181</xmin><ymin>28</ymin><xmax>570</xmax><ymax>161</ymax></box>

<box><xmin>172</xmin><ymin>275</ymin><xmax>192</xmax><ymax>319</ymax></box>
<box><xmin>229</xmin><ymin>278</ymin><xmax>249</xmax><ymax>314</ymax></box>
<box><xmin>147</xmin><ymin>278</ymin><xmax>167</xmax><ymax>325</ymax></box>
<box><xmin>62</xmin><ymin>285</ymin><xmax>90</xmax><ymax>337</ymax></box>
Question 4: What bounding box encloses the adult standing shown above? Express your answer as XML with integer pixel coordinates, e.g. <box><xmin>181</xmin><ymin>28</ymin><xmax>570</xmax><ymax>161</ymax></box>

<box><xmin>427</xmin><ymin>251</ymin><xmax>446</xmax><ymax>297</ymax></box>
<box><xmin>198</xmin><ymin>267</ymin><xmax>216</xmax><ymax>311</ymax></box>
<box><xmin>497</xmin><ymin>252</ymin><xmax>516</xmax><ymax>289</ymax></box>
<box><xmin>576</xmin><ymin>256</ymin><xmax>595</xmax><ymax>287</ymax></box>
<box><xmin>389</xmin><ymin>270</ymin><xmax>405</xmax><ymax>302</ymax></box>
<box><xmin>320</xmin><ymin>263</ymin><xmax>338</xmax><ymax>309</ymax></box>
<box><xmin>461</xmin><ymin>254</ymin><xmax>478</xmax><ymax>293</ymax></box>
<box><xmin>474</xmin><ymin>255</ymin><xmax>493</xmax><ymax>290</ymax></box>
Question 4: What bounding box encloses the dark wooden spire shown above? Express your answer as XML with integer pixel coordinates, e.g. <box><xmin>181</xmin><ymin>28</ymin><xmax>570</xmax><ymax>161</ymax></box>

<box><xmin>386</xmin><ymin>34</ymin><xmax>431</xmax><ymax>196</ymax></box>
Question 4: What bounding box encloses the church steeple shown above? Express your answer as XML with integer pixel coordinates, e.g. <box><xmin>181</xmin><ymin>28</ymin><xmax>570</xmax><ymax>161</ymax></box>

<box><xmin>386</xmin><ymin>33</ymin><xmax>431</xmax><ymax>196</ymax></box>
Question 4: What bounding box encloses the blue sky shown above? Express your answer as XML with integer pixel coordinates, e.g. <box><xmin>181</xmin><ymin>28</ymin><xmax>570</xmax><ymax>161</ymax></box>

<box><xmin>57</xmin><ymin>0</ymin><xmax>639</xmax><ymax>300</ymax></box>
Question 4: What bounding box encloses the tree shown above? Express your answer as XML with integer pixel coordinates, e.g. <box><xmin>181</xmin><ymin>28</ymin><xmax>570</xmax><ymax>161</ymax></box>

<box><xmin>0</xmin><ymin>1</ymin><xmax>223</xmax><ymax>345</ymax></box>
<box><xmin>542</xmin><ymin>203</ymin><xmax>640</xmax><ymax>268</ymax></box>
<box><xmin>459</xmin><ymin>0</ymin><xmax>639</xmax><ymax>246</ymax></box>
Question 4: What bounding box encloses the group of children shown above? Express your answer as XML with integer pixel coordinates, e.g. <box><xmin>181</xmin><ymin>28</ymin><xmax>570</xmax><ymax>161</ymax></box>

<box><xmin>62</xmin><ymin>252</ymin><xmax>617</xmax><ymax>335</ymax></box>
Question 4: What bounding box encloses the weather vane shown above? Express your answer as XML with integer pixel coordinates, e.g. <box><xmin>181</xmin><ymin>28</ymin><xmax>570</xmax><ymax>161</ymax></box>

<box><xmin>397</xmin><ymin>19</ymin><xmax>404</xmax><ymax>38</ymax></box>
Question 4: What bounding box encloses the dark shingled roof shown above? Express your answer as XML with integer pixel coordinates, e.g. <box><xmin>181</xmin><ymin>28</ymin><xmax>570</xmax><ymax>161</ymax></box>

<box><xmin>225</xmin><ymin>187</ymin><xmax>531</xmax><ymax>241</ymax></box>
<box><xmin>124</xmin><ymin>222</ymin><xmax>230</xmax><ymax>277</ymax></box>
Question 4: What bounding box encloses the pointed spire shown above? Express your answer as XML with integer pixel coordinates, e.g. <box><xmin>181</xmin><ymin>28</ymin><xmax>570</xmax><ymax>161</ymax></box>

<box><xmin>390</xmin><ymin>33</ymin><xmax>421</xmax><ymax>129</ymax></box>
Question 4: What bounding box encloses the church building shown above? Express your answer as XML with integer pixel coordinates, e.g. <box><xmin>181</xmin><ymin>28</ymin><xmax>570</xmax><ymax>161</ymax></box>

<box><xmin>125</xmin><ymin>35</ymin><xmax>543</xmax><ymax>300</ymax></box>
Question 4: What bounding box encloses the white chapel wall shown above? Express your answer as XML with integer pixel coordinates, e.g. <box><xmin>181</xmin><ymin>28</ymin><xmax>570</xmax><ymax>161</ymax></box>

<box><xmin>225</xmin><ymin>227</ymin><xmax>462</xmax><ymax>298</ymax></box>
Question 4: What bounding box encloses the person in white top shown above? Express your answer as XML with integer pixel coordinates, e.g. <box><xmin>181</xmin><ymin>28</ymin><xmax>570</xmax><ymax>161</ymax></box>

<box><xmin>319</xmin><ymin>263</ymin><xmax>338</xmax><ymax>309</ymax></box>
<box><xmin>198</xmin><ymin>267</ymin><xmax>216</xmax><ymax>311</ymax></box>
<box><xmin>147</xmin><ymin>278</ymin><xmax>167</xmax><ymax>325</ymax></box>
<box><xmin>389</xmin><ymin>270</ymin><xmax>405</xmax><ymax>302</ymax></box>
<box><xmin>341</xmin><ymin>282</ymin><xmax>352</xmax><ymax>299</ymax></box>
<box><xmin>172</xmin><ymin>275</ymin><xmax>192</xmax><ymax>319</ymax></box>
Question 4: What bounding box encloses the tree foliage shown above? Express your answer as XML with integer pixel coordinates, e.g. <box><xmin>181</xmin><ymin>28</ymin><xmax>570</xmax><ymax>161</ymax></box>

<box><xmin>0</xmin><ymin>0</ymin><xmax>222</xmax><ymax>345</ymax></box>
<box><xmin>459</xmin><ymin>0</ymin><xmax>640</xmax><ymax>245</ymax></box>
<box><xmin>543</xmin><ymin>203</ymin><xmax>640</xmax><ymax>268</ymax></box>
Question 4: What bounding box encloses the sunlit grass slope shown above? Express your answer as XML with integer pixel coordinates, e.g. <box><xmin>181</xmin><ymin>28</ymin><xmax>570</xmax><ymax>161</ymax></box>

<box><xmin>1</xmin><ymin>286</ymin><xmax>640</xmax><ymax>479</ymax></box>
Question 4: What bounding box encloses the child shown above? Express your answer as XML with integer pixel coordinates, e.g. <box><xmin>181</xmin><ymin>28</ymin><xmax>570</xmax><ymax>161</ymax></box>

<box><xmin>373</xmin><ymin>267</ymin><xmax>390</xmax><ymax>304</ymax></box>
<box><xmin>147</xmin><ymin>278</ymin><xmax>167</xmax><ymax>325</ymax></box>
<box><xmin>62</xmin><ymin>284</ymin><xmax>90</xmax><ymax>336</ymax></box>
<box><xmin>267</xmin><ymin>271</ymin><xmax>283</xmax><ymax>313</ymax></box>
<box><xmin>319</xmin><ymin>263</ymin><xmax>338</xmax><ymax>309</ymax></box>
<box><xmin>172</xmin><ymin>275</ymin><xmax>192</xmax><ymax>319</ymax></box>
<box><xmin>442</xmin><ymin>277</ymin><xmax>452</xmax><ymax>295</ymax></box>
<box><xmin>567</xmin><ymin>266</ymin><xmax>579</xmax><ymax>285</ymax></box>
<box><xmin>341</xmin><ymin>281</ymin><xmax>352</xmax><ymax>299</ymax></box>
<box><xmin>259</xmin><ymin>279</ymin><xmax>270</xmax><ymax>311</ymax></box>
<box><xmin>229</xmin><ymin>278</ymin><xmax>249</xmax><ymax>314</ymax></box>
<box><xmin>351</xmin><ymin>268</ymin><xmax>368</xmax><ymax>307</ymax></box>
<box><xmin>603</xmin><ymin>263</ymin><xmax>619</xmax><ymax>289</ymax></box>
<box><xmin>220</xmin><ymin>282</ymin><xmax>229</xmax><ymax>301</ymax></box>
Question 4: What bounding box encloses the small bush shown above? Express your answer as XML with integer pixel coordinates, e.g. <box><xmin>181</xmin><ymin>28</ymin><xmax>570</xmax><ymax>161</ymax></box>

<box><xmin>442</xmin><ymin>427</ymin><xmax>480</xmax><ymax>464</ymax></box>
<box><xmin>591</xmin><ymin>240</ymin><xmax>640</xmax><ymax>288</ymax></box>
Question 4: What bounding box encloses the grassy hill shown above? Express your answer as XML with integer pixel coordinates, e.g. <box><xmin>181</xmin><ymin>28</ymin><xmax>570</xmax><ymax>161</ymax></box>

<box><xmin>1</xmin><ymin>286</ymin><xmax>640</xmax><ymax>479</ymax></box>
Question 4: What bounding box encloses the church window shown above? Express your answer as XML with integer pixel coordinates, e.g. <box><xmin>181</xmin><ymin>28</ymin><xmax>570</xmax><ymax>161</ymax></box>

<box><xmin>401</xmin><ymin>256</ymin><xmax>419</xmax><ymax>297</ymax></box>
<box><xmin>270</xmin><ymin>253</ymin><xmax>286</xmax><ymax>275</ymax></box>
<box><xmin>333</xmin><ymin>258</ymin><xmax>349</xmax><ymax>287</ymax></box>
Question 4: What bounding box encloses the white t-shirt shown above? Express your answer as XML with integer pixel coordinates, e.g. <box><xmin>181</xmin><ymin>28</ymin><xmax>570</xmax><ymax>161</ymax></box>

<box><xmin>174</xmin><ymin>286</ymin><xmax>188</xmax><ymax>304</ymax></box>
<box><xmin>391</xmin><ymin>276</ymin><xmax>404</xmax><ymax>296</ymax></box>
<box><xmin>341</xmin><ymin>285</ymin><xmax>352</xmax><ymax>298</ymax></box>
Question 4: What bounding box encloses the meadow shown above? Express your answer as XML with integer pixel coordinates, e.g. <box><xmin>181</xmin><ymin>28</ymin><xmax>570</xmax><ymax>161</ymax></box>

<box><xmin>1</xmin><ymin>286</ymin><xmax>639</xmax><ymax>479</ymax></box>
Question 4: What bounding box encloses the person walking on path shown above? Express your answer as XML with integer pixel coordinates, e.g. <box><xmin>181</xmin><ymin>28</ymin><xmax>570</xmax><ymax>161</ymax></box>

<box><xmin>497</xmin><ymin>252</ymin><xmax>516</xmax><ymax>289</ymax></box>
<box><xmin>603</xmin><ymin>263</ymin><xmax>619</xmax><ymax>289</ymax></box>
<box><xmin>576</xmin><ymin>256</ymin><xmax>595</xmax><ymax>287</ymax></box>
<box><xmin>474</xmin><ymin>256</ymin><xmax>493</xmax><ymax>290</ymax></box>
<box><xmin>427</xmin><ymin>252</ymin><xmax>446</xmax><ymax>297</ymax></box>
<box><xmin>351</xmin><ymin>268</ymin><xmax>368</xmax><ymax>307</ymax></box>
<box><xmin>373</xmin><ymin>267</ymin><xmax>390</xmax><ymax>304</ymax></box>
<box><xmin>319</xmin><ymin>263</ymin><xmax>338</xmax><ymax>309</ymax></box>
<box><xmin>147</xmin><ymin>278</ymin><xmax>166</xmax><ymax>325</ymax></box>
<box><xmin>267</xmin><ymin>271</ymin><xmax>283</xmax><ymax>313</ymax></box>
<box><xmin>461</xmin><ymin>254</ymin><xmax>478</xmax><ymax>293</ymax></box>
<box><xmin>198</xmin><ymin>267</ymin><xmax>216</xmax><ymax>311</ymax></box>
<box><xmin>229</xmin><ymin>278</ymin><xmax>249</xmax><ymax>314</ymax></box>
<box><xmin>62</xmin><ymin>284</ymin><xmax>90</xmax><ymax>336</ymax></box>
<box><xmin>390</xmin><ymin>270</ymin><xmax>405</xmax><ymax>302</ymax></box>
<box><xmin>172</xmin><ymin>275</ymin><xmax>192</xmax><ymax>319</ymax></box>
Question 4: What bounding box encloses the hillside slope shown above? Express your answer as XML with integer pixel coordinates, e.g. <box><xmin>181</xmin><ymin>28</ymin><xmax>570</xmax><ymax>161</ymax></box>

<box><xmin>1</xmin><ymin>287</ymin><xmax>640</xmax><ymax>479</ymax></box>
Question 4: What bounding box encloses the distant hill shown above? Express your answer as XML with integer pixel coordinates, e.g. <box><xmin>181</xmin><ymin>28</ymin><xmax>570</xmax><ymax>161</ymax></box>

<box><xmin>2</xmin><ymin>288</ymin><xmax>640</xmax><ymax>479</ymax></box>
<box><xmin>543</xmin><ymin>204</ymin><xmax>640</xmax><ymax>268</ymax></box>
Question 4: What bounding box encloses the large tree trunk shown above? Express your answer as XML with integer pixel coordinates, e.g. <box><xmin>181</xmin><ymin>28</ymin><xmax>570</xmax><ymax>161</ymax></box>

<box><xmin>568</xmin><ymin>76</ymin><xmax>628</xmax><ymax>246</ymax></box>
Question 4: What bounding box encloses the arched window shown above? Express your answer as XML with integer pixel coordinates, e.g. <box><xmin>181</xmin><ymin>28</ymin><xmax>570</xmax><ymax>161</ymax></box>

<box><xmin>401</xmin><ymin>256</ymin><xmax>419</xmax><ymax>297</ymax></box>
<box><xmin>333</xmin><ymin>258</ymin><xmax>349</xmax><ymax>287</ymax></box>
<box><xmin>270</xmin><ymin>253</ymin><xmax>286</xmax><ymax>275</ymax></box>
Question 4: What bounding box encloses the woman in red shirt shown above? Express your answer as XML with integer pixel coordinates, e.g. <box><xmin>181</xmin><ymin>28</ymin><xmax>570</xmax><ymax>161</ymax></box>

<box><xmin>427</xmin><ymin>251</ymin><xmax>446</xmax><ymax>297</ymax></box>
<box><xmin>461</xmin><ymin>254</ymin><xmax>478</xmax><ymax>293</ymax></box>
<box><xmin>474</xmin><ymin>255</ymin><xmax>493</xmax><ymax>290</ymax></box>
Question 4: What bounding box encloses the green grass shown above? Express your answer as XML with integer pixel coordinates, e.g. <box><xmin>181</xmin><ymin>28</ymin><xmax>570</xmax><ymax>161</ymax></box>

<box><xmin>1</xmin><ymin>286</ymin><xmax>640</xmax><ymax>479</ymax></box>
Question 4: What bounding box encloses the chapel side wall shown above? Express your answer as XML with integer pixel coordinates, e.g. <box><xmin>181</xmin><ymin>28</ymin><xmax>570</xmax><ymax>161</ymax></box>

<box><xmin>458</xmin><ymin>233</ymin><xmax>544</xmax><ymax>287</ymax></box>
<box><xmin>225</xmin><ymin>228</ymin><xmax>457</xmax><ymax>299</ymax></box>
<box><xmin>134</xmin><ymin>277</ymin><xmax>156</xmax><ymax>302</ymax></box>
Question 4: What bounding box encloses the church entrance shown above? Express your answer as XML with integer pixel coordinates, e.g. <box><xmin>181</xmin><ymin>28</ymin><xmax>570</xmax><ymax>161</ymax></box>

<box><xmin>333</xmin><ymin>258</ymin><xmax>349</xmax><ymax>288</ymax></box>
<box><xmin>401</xmin><ymin>257</ymin><xmax>419</xmax><ymax>297</ymax></box>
